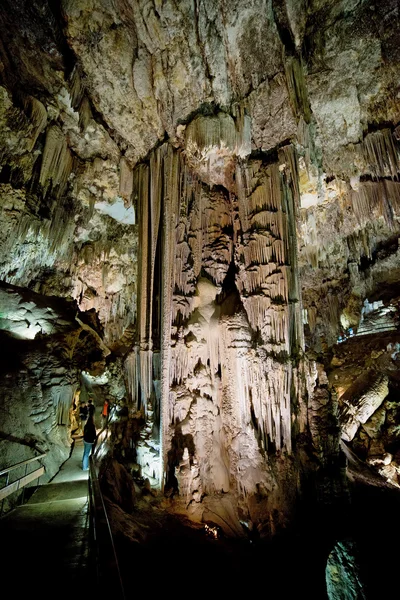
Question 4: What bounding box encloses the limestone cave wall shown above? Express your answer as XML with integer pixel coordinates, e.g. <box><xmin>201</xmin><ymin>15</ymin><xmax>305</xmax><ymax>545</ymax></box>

<box><xmin>0</xmin><ymin>0</ymin><xmax>400</xmax><ymax>541</ymax></box>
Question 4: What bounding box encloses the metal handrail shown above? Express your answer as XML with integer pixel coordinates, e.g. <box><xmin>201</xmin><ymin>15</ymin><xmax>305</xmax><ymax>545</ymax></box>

<box><xmin>0</xmin><ymin>453</ymin><xmax>47</xmax><ymax>515</ymax></box>
<box><xmin>88</xmin><ymin>455</ymin><xmax>126</xmax><ymax>600</ymax></box>
<box><xmin>0</xmin><ymin>453</ymin><xmax>47</xmax><ymax>477</ymax></box>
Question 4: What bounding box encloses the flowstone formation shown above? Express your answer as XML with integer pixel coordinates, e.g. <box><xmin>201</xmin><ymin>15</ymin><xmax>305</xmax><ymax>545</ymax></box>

<box><xmin>0</xmin><ymin>1</ymin><xmax>400</xmax><ymax>567</ymax></box>
<box><xmin>125</xmin><ymin>133</ymin><xmax>308</xmax><ymax>531</ymax></box>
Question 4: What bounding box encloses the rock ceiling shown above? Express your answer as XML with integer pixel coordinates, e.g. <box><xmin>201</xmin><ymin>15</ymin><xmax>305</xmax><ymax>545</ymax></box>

<box><xmin>1</xmin><ymin>0</ymin><xmax>400</xmax><ymax>541</ymax></box>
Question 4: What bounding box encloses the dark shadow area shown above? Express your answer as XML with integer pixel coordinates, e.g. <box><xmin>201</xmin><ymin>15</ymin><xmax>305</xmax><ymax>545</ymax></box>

<box><xmin>113</xmin><ymin>509</ymin><xmax>332</xmax><ymax>599</ymax></box>
<box><xmin>165</xmin><ymin>421</ymin><xmax>195</xmax><ymax>495</ymax></box>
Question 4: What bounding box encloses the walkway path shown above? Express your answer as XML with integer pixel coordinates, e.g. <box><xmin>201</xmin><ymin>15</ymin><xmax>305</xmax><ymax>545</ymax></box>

<box><xmin>0</xmin><ymin>437</ymin><xmax>93</xmax><ymax>599</ymax></box>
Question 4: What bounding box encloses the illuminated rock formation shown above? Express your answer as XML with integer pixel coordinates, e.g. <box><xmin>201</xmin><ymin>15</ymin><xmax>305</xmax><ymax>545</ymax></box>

<box><xmin>0</xmin><ymin>2</ymin><xmax>400</xmax><ymax>568</ymax></box>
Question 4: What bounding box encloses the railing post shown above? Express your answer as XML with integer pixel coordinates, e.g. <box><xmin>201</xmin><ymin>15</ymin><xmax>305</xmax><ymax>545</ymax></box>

<box><xmin>21</xmin><ymin>463</ymin><xmax>28</xmax><ymax>505</ymax></box>
<box><xmin>1</xmin><ymin>473</ymin><xmax>10</xmax><ymax>517</ymax></box>
<box><xmin>88</xmin><ymin>456</ymin><xmax>126</xmax><ymax>599</ymax></box>
<box><xmin>0</xmin><ymin>454</ymin><xmax>47</xmax><ymax>516</ymax></box>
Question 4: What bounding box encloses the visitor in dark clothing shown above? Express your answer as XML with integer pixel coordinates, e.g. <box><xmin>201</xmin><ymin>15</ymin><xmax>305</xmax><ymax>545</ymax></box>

<box><xmin>88</xmin><ymin>398</ymin><xmax>95</xmax><ymax>418</ymax></box>
<box><xmin>82</xmin><ymin>416</ymin><xmax>97</xmax><ymax>470</ymax></box>
<box><xmin>79</xmin><ymin>401</ymin><xmax>88</xmax><ymax>433</ymax></box>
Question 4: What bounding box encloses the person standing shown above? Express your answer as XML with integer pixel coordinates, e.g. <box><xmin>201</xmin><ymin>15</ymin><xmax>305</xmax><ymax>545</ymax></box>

<box><xmin>79</xmin><ymin>401</ymin><xmax>88</xmax><ymax>434</ymax></box>
<box><xmin>82</xmin><ymin>416</ymin><xmax>97</xmax><ymax>470</ymax></box>
<box><xmin>88</xmin><ymin>398</ymin><xmax>95</xmax><ymax>418</ymax></box>
<box><xmin>101</xmin><ymin>399</ymin><xmax>110</xmax><ymax>428</ymax></box>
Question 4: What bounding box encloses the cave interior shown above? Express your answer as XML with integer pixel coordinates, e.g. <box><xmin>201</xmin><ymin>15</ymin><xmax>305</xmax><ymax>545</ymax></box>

<box><xmin>1</xmin><ymin>1</ymin><xmax>400</xmax><ymax>598</ymax></box>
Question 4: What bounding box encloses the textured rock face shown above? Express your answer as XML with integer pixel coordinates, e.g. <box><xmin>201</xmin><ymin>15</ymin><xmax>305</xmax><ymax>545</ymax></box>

<box><xmin>123</xmin><ymin>139</ymin><xmax>308</xmax><ymax>529</ymax></box>
<box><xmin>326</xmin><ymin>540</ymin><xmax>366</xmax><ymax>600</ymax></box>
<box><xmin>0</xmin><ymin>0</ymin><xmax>400</xmax><ymax>538</ymax></box>
<box><xmin>330</xmin><ymin>333</ymin><xmax>400</xmax><ymax>488</ymax></box>
<box><xmin>0</xmin><ymin>284</ymin><xmax>111</xmax><ymax>506</ymax></box>
<box><xmin>339</xmin><ymin>372</ymin><xmax>389</xmax><ymax>442</ymax></box>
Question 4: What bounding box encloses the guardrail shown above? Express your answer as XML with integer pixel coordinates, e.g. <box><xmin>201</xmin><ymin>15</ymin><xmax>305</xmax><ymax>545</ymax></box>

<box><xmin>88</xmin><ymin>454</ymin><xmax>126</xmax><ymax>600</ymax></box>
<box><xmin>0</xmin><ymin>454</ymin><xmax>47</xmax><ymax>516</ymax></box>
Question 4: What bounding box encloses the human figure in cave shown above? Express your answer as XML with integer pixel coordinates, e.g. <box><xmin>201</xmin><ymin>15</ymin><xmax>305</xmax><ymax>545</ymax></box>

<box><xmin>101</xmin><ymin>399</ymin><xmax>110</xmax><ymax>428</ymax></box>
<box><xmin>88</xmin><ymin>398</ymin><xmax>95</xmax><ymax>418</ymax></box>
<box><xmin>79</xmin><ymin>401</ymin><xmax>88</xmax><ymax>433</ymax></box>
<box><xmin>82</xmin><ymin>416</ymin><xmax>97</xmax><ymax>470</ymax></box>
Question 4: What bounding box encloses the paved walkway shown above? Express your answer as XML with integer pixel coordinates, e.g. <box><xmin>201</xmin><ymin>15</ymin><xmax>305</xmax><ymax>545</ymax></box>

<box><xmin>0</xmin><ymin>437</ymin><xmax>93</xmax><ymax>599</ymax></box>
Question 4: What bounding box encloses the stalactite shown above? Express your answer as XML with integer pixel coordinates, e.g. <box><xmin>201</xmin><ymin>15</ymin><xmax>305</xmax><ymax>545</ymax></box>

<box><xmin>347</xmin><ymin>228</ymin><xmax>372</xmax><ymax>265</ymax></box>
<box><xmin>279</xmin><ymin>145</ymin><xmax>303</xmax><ymax>352</ymax></box>
<box><xmin>21</xmin><ymin>95</ymin><xmax>47</xmax><ymax>151</ymax></box>
<box><xmin>68</xmin><ymin>67</ymin><xmax>92</xmax><ymax>130</ymax></box>
<box><xmin>149</xmin><ymin>145</ymin><xmax>166</xmax><ymax>338</ymax></box>
<box><xmin>223</xmin><ymin>347</ymin><xmax>293</xmax><ymax>457</ymax></box>
<box><xmin>69</xmin><ymin>66</ymin><xmax>85</xmax><ymax>110</ymax></box>
<box><xmin>160</xmin><ymin>144</ymin><xmax>182</xmax><ymax>486</ymax></box>
<box><xmin>185</xmin><ymin>109</ymin><xmax>251</xmax><ymax>166</ymax></box>
<box><xmin>284</xmin><ymin>55</ymin><xmax>311</xmax><ymax>123</ymax></box>
<box><xmin>174</xmin><ymin>236</ymin><xmax>193</xmax><ymax>294</ymax></box>
<box><xmin>39</xmin><ymin>126</ymin><xmax>73</xmax><ymax>198</ymax></box>
<box><xmin>297</xmin><ymin>117</ymin><xmax>311</xmax><ymax>166</ymax></box>
<box><xmin>119</xmin><ymin>157</ymin><xmax>133</xmax><ymax>200</ymax></box>
<box><xmin>139</xmin><ymin>349</ymin><xmax>153</xmax><ymax>412</ymax></box>
<box><xmin>307</xmin><ymin>306</ymin><xmax>317</xmax><ymax>333</ymax></box>
<box><xmin>172</xmin><ymin>295</ymin><xmax>194</xmax><ymax>322</ymax></box>
<box><xmin>250</xmin><ymin>210</ymin><xmax>283</xmax><ymax>235</ymax></box>
<box><xmin>236</xmin><ymin>164</ymin><xmax>250</xmax><ymax>233</ymax></box>
<box><xmin>46</xmin><ymin>204</ymin><xmax>75</xmax><ymax>254</ymax></box>
<box><xmin>385</xmin><ymin>180</ymin><xmax>400</xmax><ymax>215</ymax></box>
<box><xmin>78</xmin><ymin>97</ymin><xmax>92</xmax><ymax>130</ymax></box>
<box><xmin>185</xmin><ymin>112</ymin><xmax>237</xmax><ymax>153</ymax></box>
<box><xmin>352</xmin><ymin>180</ymin><xmax>400</xmax><ymax>228</ymax></box>
<box><xmin>232</xmin><ymin>104</ymin><xmax>252</xmax><ymax>158</ymax></box>
<box><xmin>135</xmin><ymin>162</ymin><xmax>150</xmax><ymax>348</ymax></box>
<box><xmin>325</xmin><ymin>293</ymin><xmax>341</xmax><ymax>338</ymax></box>
<box><xmin>2</xmin><ymin>196</ymin><xmax>75</xmax><ymax>287</ymax></box>
<box><xmin>170</xmin><ymin>336</ymin><xmax>190</xmax><ymax>385</ymax></box>
<box><xmin>279</xmin><ymin>145</ymin><xmax>300</xmax><ymax>207</ymax></box>
<box><xmin>362</xmin><ymin>129</ymin><xmax>399</xmax><ymax>180</ymax></box>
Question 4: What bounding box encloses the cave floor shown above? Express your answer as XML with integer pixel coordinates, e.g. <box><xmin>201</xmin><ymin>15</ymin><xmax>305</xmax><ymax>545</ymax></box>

<box><xmin>0</xmin><ymin>437</ymin><xmax>92</xmax><ymax>599</ymax></box>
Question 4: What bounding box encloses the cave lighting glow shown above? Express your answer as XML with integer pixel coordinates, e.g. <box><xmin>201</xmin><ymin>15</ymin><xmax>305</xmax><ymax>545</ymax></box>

<box><xmin>0</xmin><ymin>315</ymin><xmax>54</xmax><ymax>340</ymax></box>
<box><xmin>81</xmin><ymin>370</ymin><xmax>110</xmax><ymax>385</ymax></box>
